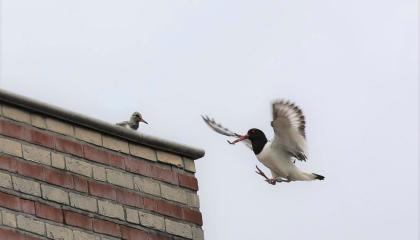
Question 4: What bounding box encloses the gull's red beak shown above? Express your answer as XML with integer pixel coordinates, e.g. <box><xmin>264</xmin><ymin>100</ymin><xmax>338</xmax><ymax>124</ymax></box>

<box><xmin>228</xmin><ymin>134</ymin><xmax>249</xmax><ymax>145</ymax></box>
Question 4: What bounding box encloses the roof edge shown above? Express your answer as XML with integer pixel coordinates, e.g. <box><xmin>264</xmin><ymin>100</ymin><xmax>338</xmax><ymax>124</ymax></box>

<box><xmin>0</xmin><ymin>89</ymin><xmax>205</xmax><ymax>160</ymax></box>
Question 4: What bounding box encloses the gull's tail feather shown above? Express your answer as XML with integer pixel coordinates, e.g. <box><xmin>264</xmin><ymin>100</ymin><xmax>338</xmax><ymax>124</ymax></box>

<box><xmin>293</xmin><ymin>172</ymin><xmax>325</xmax><ymax>181</ymax></box>
<box><xmin>312</xmin><ymin>173</ymin><xmax>325</xmax><ymax>180</ymax></box>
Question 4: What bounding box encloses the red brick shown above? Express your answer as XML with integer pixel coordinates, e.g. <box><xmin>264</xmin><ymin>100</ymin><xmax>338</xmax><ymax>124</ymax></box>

<box><xmin>0</xmin><ymin>119</ymin><xmax>28</xmax><ymax>140</ymax></box>
<box><xmin>93</xmin><ymin>219</ymin><xmax>121</xmax><ymax>237</ymax></box>
<box><xmin>17</xmin><ymin>161</ymin><xmax>45</xmax><ymax>181</ymax></box>
<box><xmin>155</xmin><ymin>200</ymin><xmax>182</xmax><ymax>219</ymax></box>
<box><xmin>27</xmin><ymin>129</ymin><xmax>55</xmax><ymax>148</ymax></box>
<box><xmin>108</xmin><ymin>154</ymin><xmax>126</xmax><ymax>169</ymax></box>
<box><xmin>0</xmin><ymin>155</ymin><xmax>18</xmax><ymax>172</ymax></box>
<box><xmin>0</xmin><ymin>192</ymin><xmax>21</xmax><ymax>211</ymax></box>
<box><xmin>120</xmin><ymin>225</ymin><xmax>148</xmax><ymax>240</ymax></box>
<box><xmin>24</xmin><ymin>234</ymin><xmax>42</xmax><ymax>240</ymax></box>
<box><xmin>63</xmin><ymin>210</ymin><xmax>92</xmax><ymax>231</ymax></box>
<box><xmin>44</xmin><ymin>168</ymin><xmax>74</xmax><ymax>189</ymax></box>
<box><xmin>20</xmin><ymin>199</ymin><xmax>35</xmax><ymax>215</ymax></box>
<box><xmin>0</xmin><ymin>228</ymin><xmax>40</xmax><ymax>240</ymax></box>
<box><xmin>73</xmin><ymin>175</ymin><xmax>89</xmax><ymax>193</ymax></box>
<box><xmin>124</xmin><ymin>158</ymin><xmax>150</xmax><ymax>176</ymax></box>
<box><xmin>150</xmin><ymin>166</ymin><xmax>178</xmax><ymax>185</ymax></box>
<box><xmin>55</xmin><ymin>137</ymin><xmax>83</xmax><ymax>157</ymax></box>
<box><xmin>123</xmin><ymin>158</ymin><xmax>138</xmax><ymax>173</ymax></box>
<box><xmin>89</xmin><ymin>181</ymin><xmax>116</xmax><ymax>200</ymax></box>
<box><xmin>182</xmin><ymin>208</ymin><xmax>203</xmax><ymax>226</ymax></box>
<box><xmin>178</xmin><ymin>174</ymin><xmax>199</xmax><ymax>191</ymax></box>
<box><xmin>136</xmin><ymin>160</ymin><xmax>152</xmax><ymax>176</ymax></box>
<box><xmin>116</xmin><ymin>189</ymin><xmax>143</xmax><ymax>208</ymax></box>
<box><xmin>125</xmin><ymin>158</ymin><xmax>151</xmax><ymax>176</ymax></box>
<box><xmin>148</xmin><ymin>233</ymin><xmax>171</xmax><ymax>240</ymax></box>
<box><xmin>143</xmin><ymin>197</ymin><xmax>157</xmax><ymax>211</ymax></box>
<box><xmin>35</xmin><ymin>202</ymin><xmax>63</xmax><ymax>223</ymax></box>
<box><xmin>83</xmin><ymin>145</ymin><xmax>110</xmax><ymax>165</ymax></box>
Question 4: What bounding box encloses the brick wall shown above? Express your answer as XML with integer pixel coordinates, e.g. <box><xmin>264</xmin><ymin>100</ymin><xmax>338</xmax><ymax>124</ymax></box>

<box><xmin>0</xmin><ymin>92</ymin><xmax>204</xmax><ymax>240</ymax></box>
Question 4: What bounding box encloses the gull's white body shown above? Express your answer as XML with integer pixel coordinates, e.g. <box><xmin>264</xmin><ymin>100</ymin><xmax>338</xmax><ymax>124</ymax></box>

<box><xmin>257</xmin><ymin>141</ymin><xmax>316</xmax><ymax>181</ymax></box>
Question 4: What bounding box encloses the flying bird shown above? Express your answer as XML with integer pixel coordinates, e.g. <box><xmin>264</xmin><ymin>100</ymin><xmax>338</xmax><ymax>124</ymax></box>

<box><xmin>202</xmin><ymin>100</ymin><xmax>324</xmax><ymax>185</ymax></box>
<box><xmin>116</xmin><ymin>112</ymin><xmax>148</xmax><ymax>130</ymax></box>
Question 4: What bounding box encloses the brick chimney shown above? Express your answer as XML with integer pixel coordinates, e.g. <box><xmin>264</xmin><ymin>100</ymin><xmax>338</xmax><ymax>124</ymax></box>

<box><xmin>0</xmin><ymin>89</ymin><xmax>205</xmax><ymax>240</ymax></box>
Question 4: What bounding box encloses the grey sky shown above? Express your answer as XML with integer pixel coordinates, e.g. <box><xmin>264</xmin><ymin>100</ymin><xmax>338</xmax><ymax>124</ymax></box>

<box><xmin>0</xmin><ymin>1</ymin><xmax>418</xmax><ymax>239</ymax></box>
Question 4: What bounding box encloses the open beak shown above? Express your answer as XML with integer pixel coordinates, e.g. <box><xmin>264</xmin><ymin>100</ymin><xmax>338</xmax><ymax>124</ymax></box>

<box><xmin>140</xmin><ymin>119</ymin><xmax>148</xmax><ymax>124</ymax></box>
<box><xmin>227</xmin><ymin>134</ymin><xmax>249</xmax><ymax>145</ymax></box>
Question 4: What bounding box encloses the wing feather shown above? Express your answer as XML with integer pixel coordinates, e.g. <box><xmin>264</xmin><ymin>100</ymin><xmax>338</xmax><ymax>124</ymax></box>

<box><xmin>271</xmin><ymin>100</ymin><xmax>308</xmax><ymax>161</ymax></box>
<box><xmin>202</xmin><ymin>115</ymin><xmax>252</xmax><ymax>149</ymax></box>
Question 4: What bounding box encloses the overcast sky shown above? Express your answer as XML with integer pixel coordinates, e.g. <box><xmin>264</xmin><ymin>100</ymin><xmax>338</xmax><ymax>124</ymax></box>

<box><xmin>0</xmin><ymin>1</ymin><xmax>418</xmax><ymax>239</ymax></box>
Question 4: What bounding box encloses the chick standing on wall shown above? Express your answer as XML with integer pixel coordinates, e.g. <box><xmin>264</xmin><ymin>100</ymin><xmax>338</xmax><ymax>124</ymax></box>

<box><xmin>116</xmin><ymin>112</ymin><xmax>148</xmax><ymax>130</ymax></box>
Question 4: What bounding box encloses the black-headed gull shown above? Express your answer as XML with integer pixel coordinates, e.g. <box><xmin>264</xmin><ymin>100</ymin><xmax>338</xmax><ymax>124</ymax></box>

<box><xmin>203</xmin><ymin>100</ymin><xmax>324</xmax><ymax>185</ymax></box>
<box><xmin>116</xmin><ymin>112</ymin><xmax>148</xmax><ymax>130</ymax></box>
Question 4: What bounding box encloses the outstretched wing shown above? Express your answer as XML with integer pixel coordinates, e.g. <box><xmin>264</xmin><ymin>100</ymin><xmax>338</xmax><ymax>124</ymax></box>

<box><xmin>271</xmin><ymin>100</ymin><xmax>307</xmax><ymax>161</ymax></box>
<box><xmin>202</xmin><ymin>115</ymin><xmax>252</xmax><ymax>149</ymax></box>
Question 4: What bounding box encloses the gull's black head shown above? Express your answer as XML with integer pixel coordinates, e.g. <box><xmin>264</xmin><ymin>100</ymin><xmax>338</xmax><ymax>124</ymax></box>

<box><xmin>247</xmin><ymin>128</ymin><xmax>268</xmax><ymax>155</ymax></box>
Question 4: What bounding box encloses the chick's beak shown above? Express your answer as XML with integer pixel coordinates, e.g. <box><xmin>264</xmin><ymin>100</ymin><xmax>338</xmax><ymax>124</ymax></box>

<box><xmin>228</xmin><ymin>134</ymin><xmax>249</xmax><ymax>144</ymax></box>
<box><xmin>140</xmin><ymin>118</ymin><xmax>148</xmax><ymax>124</ymax></box>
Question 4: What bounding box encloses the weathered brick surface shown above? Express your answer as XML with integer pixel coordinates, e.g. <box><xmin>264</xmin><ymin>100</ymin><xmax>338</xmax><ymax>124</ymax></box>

<box><xmin>69</xmin><ymin>193</ymin><xmax>98</xmax><ymax>212</ymax></box>
<box><xmin>165</xmin><ymin>219</ymin><xmax>192</xmax><ymax>239</ymax></box>
<box><xmin>125</xmin><ymin>208</ymin><xmax>139</xmax><ymax>224</ymax></box>
<box><xmin>51</xmin><ymin>152</ymin><xmax>65</xmax><ymax>169</ymax></box>
<box><xmin>98</xmin><ymin>200</ymin><xmax>125</xmax><ymax>221</ymax></box>
<box><xmin>0</xmin><ymin>137</ymin><xmax>23</xmax><ymax>157</ymax></box>
<box><xmin>75</xmin><ymin>127</ymin><xmax>102</xmax><ymax>146</ymax></box>
<box><xmin>22</xmin><ymin>145</ymin><xmax>51</xmax><ymax>165</ymax></box>
<box><xmin>139</xmin><ymin>210</ymin><xmax>165</xmax><ymax>231</ymax></box>
<box><xmin>73</xmin><ymin>230</ymin><xmax>100</xmax><ymax>240</ymax></box>
<box><xmin>12</xmin><ymin>176</ymin><xmax>41</xmax><ymax>197</ymax></box>
<box><xmin>46</xmin><ymin>118</ymin><xmax>74</xmax><ymax>136</ymax></box>
<box><xmin>2</xmin><ymin>105</ymin><xmax>31</xmax><ymax>124</ymax></box>
<box><xmin>187</xmin><ymin>192</ymin><xmax>200</xmax><ymax>208</ymax></box>
<box><xmin>91</xmin><ymin>165</ymin><xmax>106</xmax><ymax>181</ymax></box>
<box><xmin>0</xmin><ymin>171</ymin><xmax>12</xmax><ymax>188</ymax></box>
<box><xmin>183</xmin><ymin>158</ymin><xmax>196</xmax><ymax>173</ymax></box>
<box><xmin>102</xmin><ymin>136</ymin><xmax>129</xmax><ymax>154</ymax></box>
<box><xmin>192</xmin><ymin>227</ymin><xmax>204</xmax><ymax>240</ymax></box>
<box><xmin>106</xmin><ymin>169</ymin><xmax>133</xmax><ymax>189</ymax></box>
<box><xmin>30</xmin><ymin>114</ymin><xmax>47</xmax><ymax>129</ymax></box>
<box><xmin>46</xmin><ymin>223</ymin><xmax>74</xmax><ymax>240</ymax></box>
<box><xmin>0</xmin><ymin>102</ymin><xmax>203</xmax><ymax>240</ymax></box>
<box><xmin>66</xmin><ymin>157</ymin><xmax>93</xmax><ymax>177</ymax></box>
<box><xmin>133</xmin><ymin>176</ymin><xmax>161</xmax><ymax>196</ymax></box>
<box><xmin>41</xmin><ymin>184</ymin><xmax>69</xmax><ymax>204</ymax></box>
<box><xmin>129</xmin><ymin>144</ymin><xmax>156</xmax><ymax>162</ymax></box>
<box><xmin>157</xmin><ymin>151</ymin><xmax>183</xmax><ymax>167</ymax></box>
<box><xmin>16</xmin><ymin>215</ymin><xmax>46</xmax><ymax>235</ymax></box>
<box><xmin>160</xmin><ymin>184</ymin><xmax>187</xmax><ymax>204</ymax></box>
<box><xmin>2</xmin><ymin>211</ymin><xmax>17</xmax><ymax>227</ymax></box>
